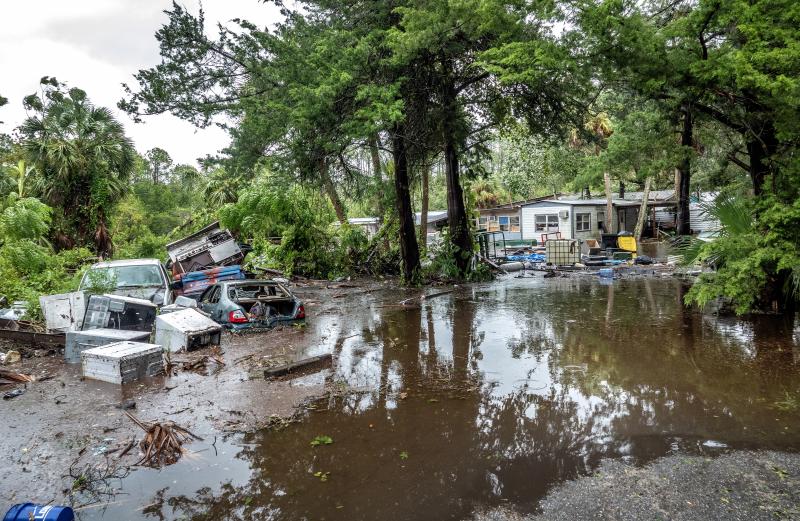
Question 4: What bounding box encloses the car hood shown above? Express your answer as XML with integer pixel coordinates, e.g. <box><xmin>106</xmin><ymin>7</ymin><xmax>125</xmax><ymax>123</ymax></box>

<box><xmin>108</xmin><ymin>287</ymin><xmax>166</xmax><ymax>305</ymax></box>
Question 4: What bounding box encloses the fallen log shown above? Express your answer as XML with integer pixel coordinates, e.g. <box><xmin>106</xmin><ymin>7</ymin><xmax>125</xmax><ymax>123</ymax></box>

<box><xmin>398</xmin><ymin>289</ymin><xmax>454</xmax><ymax>306</ymax></box>
<box><xmin>0</xmin><ymin>328</ymin><xmax>65</xmax><ymax>346</ymax></box>
<box><xmin>263</xmin><ymin>353</ymin><xmax>332</xmax><ymax>379</ymax></box>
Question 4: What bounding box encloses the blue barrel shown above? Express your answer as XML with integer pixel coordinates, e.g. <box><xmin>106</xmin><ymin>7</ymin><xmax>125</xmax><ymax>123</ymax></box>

<box><xmin>4</xmin><ymin>504</ymin><xmax>74</xmax><ymax>521</ymax></box>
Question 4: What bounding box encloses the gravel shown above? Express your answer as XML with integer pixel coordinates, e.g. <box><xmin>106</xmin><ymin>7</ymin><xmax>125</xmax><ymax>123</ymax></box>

<box><xmin>471</xmin><ymin>451</ymin><xmax>800</xmax><ymax>521</ymax></box>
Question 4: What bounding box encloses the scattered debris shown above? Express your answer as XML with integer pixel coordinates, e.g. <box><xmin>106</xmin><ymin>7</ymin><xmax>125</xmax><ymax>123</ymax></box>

<box><xmin>114</xmin><ymin>400</ymin><xmax>137</xmax><ymax>411</ymax></box>
<box><xmin>3</xmin><ymin>388</ymin><xmax>25</xmax><ymax>400</ymax></box>
<box><xmin>68</xmin><ymin>446</ymin><xmax>131</xmax><ymax>507</ymax></box>
<box><xmin>182</xmin><ymin>353</ymin><xmax>226</xmax><ymax>373</ymax></box>
<box><xmin>124</xmin><ymin>412</ymin><xmax>203</xmax><ymax>467</ymax></box>
<box><xmin>0</xmin><ymin>368</ymin><xmax>38</xmax><ymax>384</ymax></box>
<box><xmin>0</xmin><ymin>350</ymin><xmax>21</xmax><ymax>365</ymax></box>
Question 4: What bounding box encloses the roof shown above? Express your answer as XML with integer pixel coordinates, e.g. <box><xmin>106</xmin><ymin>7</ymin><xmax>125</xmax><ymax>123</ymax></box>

<box><xmin>332</xmin><ymin>217</ymin><xmax>381</xmax><ymax>226</ymax></box>
<box><xmin>91</xmin><ymin>258</ymin><xmax>163</xmax><ymax>268</ymax></box>
<box><xmin>619</xmin><ymin>189</ymin><xmax>676</xmax><ymax>202</ymax></box>
<box><xmin>521</xmin><ymin>198</ymin><xmax>632</xmax><ymax>207</ymax></box>
<box><xmin>478</xmin><ymin>194</ymin><xmax>560</xmax><ymax>212</ymax></box>
<box><xmin>414</xmin><ymin>211</ymin><xmax>448</xmax><ymax>225</ymax></box>
<box><xmin>347</xmin><ymin>217</ymin><xmax>380</xmax><ymax>225</ymax></box>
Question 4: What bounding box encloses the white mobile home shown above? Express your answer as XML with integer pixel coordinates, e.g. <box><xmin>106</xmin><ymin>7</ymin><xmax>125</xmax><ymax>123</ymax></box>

<box><xmin>519</xmin><ymin>199</ymin><xmax>633</xmax><ymax>241</ymax></box>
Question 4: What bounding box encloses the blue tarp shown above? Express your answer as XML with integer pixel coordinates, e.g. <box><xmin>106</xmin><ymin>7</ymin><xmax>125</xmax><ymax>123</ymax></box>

<box><xmin>506</xmin><ymin>253</ymin><xmax>546</xmax><ymax>262</ymax></box>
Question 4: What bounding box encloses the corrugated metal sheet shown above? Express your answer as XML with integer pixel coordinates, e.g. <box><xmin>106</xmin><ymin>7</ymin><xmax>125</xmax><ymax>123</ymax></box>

<box><xmin>690</xmin><ymin>203</ymin><xmax>720</xmax><ymax>233</ymax></box>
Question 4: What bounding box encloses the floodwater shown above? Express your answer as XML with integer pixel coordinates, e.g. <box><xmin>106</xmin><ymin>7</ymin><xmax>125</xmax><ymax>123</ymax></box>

<box><xmin>79</xmin><ymin>277</ymin><xmax>800</xmax><ymax>521</ymax></box>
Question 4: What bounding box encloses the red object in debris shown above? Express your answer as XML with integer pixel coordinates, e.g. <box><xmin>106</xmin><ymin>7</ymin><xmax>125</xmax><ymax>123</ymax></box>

<box><xmin>295</xmin><ymin>305</ymin><xmax>306</xmax><ymax>319</ymax></box>
<box><xmin>228</xmin><ymin>310</ymin><xmax>249</xmax><ymax>324</ymax></box>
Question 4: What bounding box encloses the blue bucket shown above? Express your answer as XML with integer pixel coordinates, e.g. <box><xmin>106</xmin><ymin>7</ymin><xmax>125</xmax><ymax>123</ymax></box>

<box><xmin>3</xmin><ymin>503</ymin><xmax>74</xmax><ymax>521</ymax></box>
<box><xmin>597</xmin><ymin>268</ymin><xmax>614</xmax><ymax>279</ymax></box>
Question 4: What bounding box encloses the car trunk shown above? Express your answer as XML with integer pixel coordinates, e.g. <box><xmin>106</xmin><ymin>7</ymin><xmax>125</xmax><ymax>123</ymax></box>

<box><xmin>237</xmin><ymin>298</ymin><xmax>296</xmax><ymax>318</ymax></box>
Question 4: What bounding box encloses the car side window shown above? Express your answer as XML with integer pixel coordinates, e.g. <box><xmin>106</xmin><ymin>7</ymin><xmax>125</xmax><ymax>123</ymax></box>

<box><xmin>200</xmin><ymin>286</ymin><xmax>216</xmax><ymax>303</ymax></box>
<box><xmin>209</xmin><ymin>286</ymin><xmax>221</xmax><ymax>304</ymax></box>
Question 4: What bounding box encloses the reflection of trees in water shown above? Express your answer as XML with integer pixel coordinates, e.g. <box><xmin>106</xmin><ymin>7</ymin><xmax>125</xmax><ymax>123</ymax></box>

<box><xmin>140</xmin><ymin>281</ymin><xmax>800</xmax><ymax>521</ymax></box>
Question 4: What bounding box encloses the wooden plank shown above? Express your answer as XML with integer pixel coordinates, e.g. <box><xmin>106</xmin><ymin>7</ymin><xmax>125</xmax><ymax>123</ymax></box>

<box><xmin>263</xmin><ymin>353</ymin><xmax>332</xmax><ymax>378</ymax></box>
<box><xmin>0</xmin><ymin>328</ymin><xmax>65</xmax><ymax>346</ymax></box>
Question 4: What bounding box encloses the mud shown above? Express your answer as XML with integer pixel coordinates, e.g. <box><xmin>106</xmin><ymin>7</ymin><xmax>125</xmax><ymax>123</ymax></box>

<box><xmin>1</xmin><ymin>275</ymin><xmax>799</xmax><ymax>520</ymax></box>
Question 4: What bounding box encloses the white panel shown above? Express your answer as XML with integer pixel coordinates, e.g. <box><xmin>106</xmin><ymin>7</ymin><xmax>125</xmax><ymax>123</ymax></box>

<box><xmin>40</xmin><ymin>291</ymin><xmax>86</xmax><ymax>333</ymax></box>
<box><xmin>521</xmin><ymin>207</ymin><xmax>537</xmax><ymax>240</ymax></box>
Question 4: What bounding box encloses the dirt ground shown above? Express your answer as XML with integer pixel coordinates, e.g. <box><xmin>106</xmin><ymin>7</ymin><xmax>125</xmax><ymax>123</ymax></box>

<box><xmin>0</xmin><ymin>278</ymin><xmax>402</xmax><ymax>506</ymax></box>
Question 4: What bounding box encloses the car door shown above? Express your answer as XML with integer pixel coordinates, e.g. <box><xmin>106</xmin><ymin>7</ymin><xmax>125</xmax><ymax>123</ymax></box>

<box><xmin>198</xmin><ymin>285</ymin><xmax>220</xmax><ymax>317</ymax></box>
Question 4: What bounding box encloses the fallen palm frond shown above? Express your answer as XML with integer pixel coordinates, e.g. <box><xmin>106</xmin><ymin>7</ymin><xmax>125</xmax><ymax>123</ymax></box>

<box><xmin>182</xmin><ymin>354</ymin><xmax>225</xmax><ymax>372</ymax></box>
<box><xmin>0</xmin><ymin>369</ymin><xmax>36</xmax><ymax>384</ymax></box>
<box><xmin>124</xmin><ymin>412</ymin><xmax>203</xmax><ymax>467</ymax></box>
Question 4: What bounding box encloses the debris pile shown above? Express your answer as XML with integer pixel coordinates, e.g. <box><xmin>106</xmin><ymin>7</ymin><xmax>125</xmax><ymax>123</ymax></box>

<box><xmin>125</xmin><ymin>412</ymin><xmax>202</xmax><ymax>467</ymax></box>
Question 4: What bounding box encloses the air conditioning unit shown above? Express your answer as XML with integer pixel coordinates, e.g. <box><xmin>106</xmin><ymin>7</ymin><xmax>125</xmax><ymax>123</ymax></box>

<box><xmin>559</xmin><ymin>210</ymin><xmax>569</xmax><ymax>220</ymax></box>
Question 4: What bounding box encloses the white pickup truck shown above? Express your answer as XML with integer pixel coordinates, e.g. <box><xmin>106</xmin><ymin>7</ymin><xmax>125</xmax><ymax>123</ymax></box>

<box><xmin>79</xmin><ymin>258</ymin><xmax>174</xmax><ymax>306</ymax></box>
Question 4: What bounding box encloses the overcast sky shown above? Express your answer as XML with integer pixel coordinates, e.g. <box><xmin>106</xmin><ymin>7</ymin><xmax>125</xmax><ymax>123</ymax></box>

<box><xmin>0</xmin><ymin>1</ymin><xmax>282</xmax><ymax>166</ymax></box>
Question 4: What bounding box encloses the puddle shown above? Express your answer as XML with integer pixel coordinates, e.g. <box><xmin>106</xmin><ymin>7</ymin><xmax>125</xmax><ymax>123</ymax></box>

<box><xmin>77</xmin><ymin>277</ymin><xmax>800</xmax><ymax>520</ymax></box>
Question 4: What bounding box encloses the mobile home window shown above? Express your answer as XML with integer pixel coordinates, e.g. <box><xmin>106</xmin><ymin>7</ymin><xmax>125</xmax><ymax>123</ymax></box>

<box><xmin>576</xmin><ymin>213</ymin><xmax>591</xmax><ymax>232</ymax></box>
<box><xmin>597</xmin><ymin>211</ymin><xmax>605</xmax><ymax>229</ymax></box>
<box><xmin>477</xmin><ymin>216</ymin><xmax>488</xmax><ymax>230</ymax></box>
<box><xmin>498</xmin><ymin>216</ymin><xmax>510</xmax><ymax>231</ymax></box>
<box><xmin>534</xmin><ymin>214</ymin><xmax>559</xmax><ymax>232</ymax></box>
<box><xmin>510</xmin><ymin>216</ymin><xmax>520</xmax><ymax>229</ymax></box>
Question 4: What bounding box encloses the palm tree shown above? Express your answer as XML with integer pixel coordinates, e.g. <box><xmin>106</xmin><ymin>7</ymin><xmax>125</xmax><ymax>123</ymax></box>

<box><xmin>19</xmin><ymin>80</ymin><xmax>134</xmax><ymax>256</ymax></box>
<box><xmin>3</xmin><ymin>159</ymin><xmax>35</xmax><ymax>198</ymax></box>
<box><xmin>203</xmin><ymin>168</ymin><xmax>241</xmax><ymax>207</ymax></box>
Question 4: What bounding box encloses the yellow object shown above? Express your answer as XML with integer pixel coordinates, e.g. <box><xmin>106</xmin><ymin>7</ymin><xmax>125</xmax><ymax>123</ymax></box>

<box><xmin>617</xmin><ymin>236</ymin><xmax>638</xmax><ymax>256</ymax></box>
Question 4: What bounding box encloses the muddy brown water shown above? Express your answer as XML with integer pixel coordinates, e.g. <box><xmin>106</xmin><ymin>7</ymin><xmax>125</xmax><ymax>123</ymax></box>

<box><xmin>74</xmin><ymin>277</ymin><xmax>799</xmax><ymax>520</ymax></box>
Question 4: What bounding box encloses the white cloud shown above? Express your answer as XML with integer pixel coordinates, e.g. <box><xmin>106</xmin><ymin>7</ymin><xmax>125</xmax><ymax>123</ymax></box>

<box><xmin>0</xmin><ymin>0</ymin><xmax>282</xmax><ymax>166</ymax></box>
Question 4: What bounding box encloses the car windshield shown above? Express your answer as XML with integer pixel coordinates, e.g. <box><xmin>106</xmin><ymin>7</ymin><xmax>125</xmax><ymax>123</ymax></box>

<box><xmin>83</xmin><ymin>265</ymin><xmax>163</xmax><ymax>289</ymax></box>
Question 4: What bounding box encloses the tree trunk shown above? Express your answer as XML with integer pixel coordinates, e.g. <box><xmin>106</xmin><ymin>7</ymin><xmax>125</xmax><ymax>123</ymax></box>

<box><xmin>747</xmin><ymin>120</ymin><xmax>777</xmax><ymax>197</ymax></box>
<box><xmin>419</xmin><ymin>165</ymin><xmax>429</xmax><ymax>248</ymax></box>
<box><xmin>676</xmin><ymin>102</ymin><xmax>692</xmax><ymax>235</ymax></box>
<box><xmin>392</xmin><ymin>126</ymin><xmax>421</xmax><ymax>283</ymax></box>
<box><xmin>320</xmin><ymin>160</ymin><xmax>347</xmax><ymax>224</ymax></box>
<box><xmin>369</xmin><ymin>133</ymin><xmax>384</xmax><ymax>217</ymax></box>
<box><xmin>603</xmin><ymin>172</ymin><xmax>613</xmax><ymax>232</ymax></box>
<box><xmin>441</xmin><ymin>63</ymin><xmax>473</xmax><ymax>275</ymax></box>
<box><xmin>633</xmin><ymin>177</ymin><xmax>652</xmax><ymax>240</ymax></box>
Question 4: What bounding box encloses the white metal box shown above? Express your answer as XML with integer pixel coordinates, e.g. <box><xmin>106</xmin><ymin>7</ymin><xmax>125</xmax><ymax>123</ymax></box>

<box><xmin>65</xmin><ymin>328</ymin><xmax>151</xmax><ymax>364</ymax></box>
<box><xmin>154</xmin><ymin>308</ymin><xmax>222</xmax><ymax>352</ymax></box>
<box><xmin>81</xmin><ymin>341</ymin><xmax>163</xmax><ymax>384</ymax></box>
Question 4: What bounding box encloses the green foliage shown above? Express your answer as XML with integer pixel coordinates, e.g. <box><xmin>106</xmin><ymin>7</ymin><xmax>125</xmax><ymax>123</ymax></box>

<box><xmin>81</xmin><ymin>267</ymin><xmax>118</xmax><ymax>295</ymax></box>
<box><xmin>424</xmin><ymin>229</ymin><xmax>491</xmax><ymax>282</ymax></box>
<box><xmin>220</xmin><ymin>171</ymin><xmax>371</xmax><ymax>278</ymax></box>
<box><xmin>0</xmin><ymin>196</ymin><xmax>51</xmax><ymax>242</ymax></box>
<box><xmin>310</xmin><ymin>435</ymin><xmax>333</xmax><ymax>447</ymax></box>
<box><xmin>495</xmin><ymin>124</ymin><xmax>581</xmax><ymax>198</ymax></box>
<box><xmin>683</xmin><ymin>195</ymin><xmax>800</xmax><ymax>313</ymax></box>
<box><xmin>0</xmin><ymin>244</ymin><xmax>93</xmax><ymax>320</ymax></box>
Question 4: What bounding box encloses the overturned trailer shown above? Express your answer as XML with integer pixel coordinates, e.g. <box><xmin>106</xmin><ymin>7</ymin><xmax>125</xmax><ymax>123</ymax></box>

<box><xmin>166</xmin><ymin>222</ymin><xmax>245</xmax><ymax>276</ymax></box>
